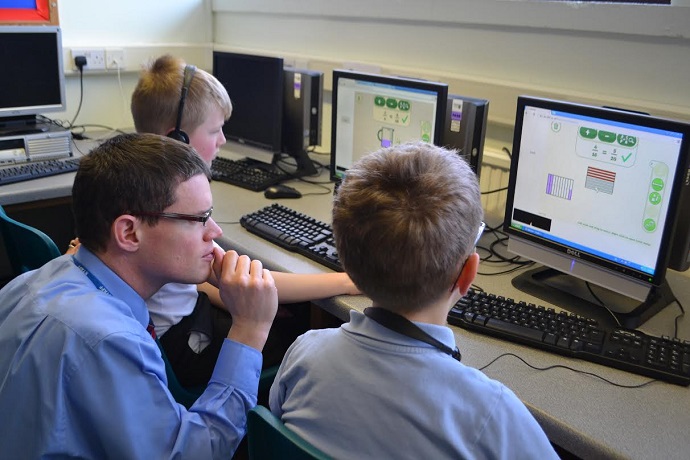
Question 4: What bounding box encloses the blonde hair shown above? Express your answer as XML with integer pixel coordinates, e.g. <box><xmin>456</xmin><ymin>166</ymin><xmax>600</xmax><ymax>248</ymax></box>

<box><xmin>131</xmin><ymin>55</ymin><xmax>232</xmax><ymax>135</ymax></box>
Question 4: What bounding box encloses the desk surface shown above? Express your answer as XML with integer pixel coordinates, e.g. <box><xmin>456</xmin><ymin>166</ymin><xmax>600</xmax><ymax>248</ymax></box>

<box><xmin>3</xmin><ymin>139</ymin><xmax>690</xmax><ymax>460</ymax></box>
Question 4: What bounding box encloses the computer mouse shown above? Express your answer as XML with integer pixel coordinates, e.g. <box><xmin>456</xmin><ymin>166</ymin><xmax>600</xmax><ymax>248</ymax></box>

<box><xmin>264</xmin><ymin>184</ymin><xmax>302</xmax><ymax>199</ymax></box>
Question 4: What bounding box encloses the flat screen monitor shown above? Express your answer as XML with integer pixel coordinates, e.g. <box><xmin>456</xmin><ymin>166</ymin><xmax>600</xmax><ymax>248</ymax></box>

<box><xmin>330</xmin><ymin>70</ymin><xmax>448</xmax><ymax>182</ymax></box>
<box><xmin>212</xmin><ymin>51</ymin><xmax>284</xmax><ymax>154</ymax></box>
<box><xmin>0</xmin><ymin>26</ymin><xmax>65</xmax><ymax>127</ymax></box>
<box><xmin>504</xmin><ymin>96</ymin><xmax>690</xmax><ymax>328</ymax></box>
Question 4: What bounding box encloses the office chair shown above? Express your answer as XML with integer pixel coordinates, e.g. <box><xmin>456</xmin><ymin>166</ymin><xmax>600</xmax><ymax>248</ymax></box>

<box><xmin>0</xmin><ymin>204</ymin><xmax>61</xmax><ymax>276</ymax></box>
<box><xmin>247</xmin><ymin>405</ymin><xmax>332</xmax><ymax>460</ymax></box>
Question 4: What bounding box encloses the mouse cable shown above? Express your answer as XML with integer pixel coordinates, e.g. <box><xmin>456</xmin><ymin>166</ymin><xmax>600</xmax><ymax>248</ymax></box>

<box><xmin>584</xmin><ymin>282</ymin><xmax>623</xmax><ymax>328</ymax></box>
<box><xmin>307</xmin><ymin>146</ymin><xmax>330</xmax><ymax>156</ymax></box>
<box><xmin>477</xmin><ymin>352</ymin><xmax>657</xmax><ymax>389</ymax></box>
<box><xmin>673</xmin><ymin>298</ymin><xmax>686</xmax><ymax>339</ymax></box>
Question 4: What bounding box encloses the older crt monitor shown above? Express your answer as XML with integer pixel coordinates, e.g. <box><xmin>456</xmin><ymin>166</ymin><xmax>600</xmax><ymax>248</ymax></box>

<box><xmin>504</xmin><ymin>96</ymin><xmax>690</xmax><ymax>328</ymax></box>
<box><xmin>330</xmin><ymin>70</ymin><xmax>448</xmax><ymax>182</ymax></box>
<box><xmin>0</xmin><ymin>25</ymin><xmax>65</xmax><ymax>133</ymax></box>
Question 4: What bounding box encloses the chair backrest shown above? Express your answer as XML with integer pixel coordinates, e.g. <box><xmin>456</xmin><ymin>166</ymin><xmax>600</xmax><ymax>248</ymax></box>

<box><xmin>247</xmin><ymin>405</ymin><xmax>332</xmax><ymax>460</ymax></box>
<box><xmin>0</xmin><ymin>204</ymin><xmax>61</xmax><ymax>276</ymax></box>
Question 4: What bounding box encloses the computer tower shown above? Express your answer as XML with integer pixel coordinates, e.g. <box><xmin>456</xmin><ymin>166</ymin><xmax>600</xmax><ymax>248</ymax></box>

<box><xmin>440</xmin><ymin>95</ymin><xmax>489</xmax><ymax>178</ymax></box>
<box><xmin>0</xmin><ymin>125</ymin><xmax>72</xmax><ymax>164</ymax></box>
<box><xmin>282</xmin><ymin>68</ymin><xmax>323</xmax><ymax>155</ymax></box>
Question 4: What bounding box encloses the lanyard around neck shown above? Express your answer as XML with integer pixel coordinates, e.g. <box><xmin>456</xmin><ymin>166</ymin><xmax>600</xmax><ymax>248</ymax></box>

<box><xmin>364</xmin><ymin>307</ymin><xmax>462</xmax><ymax>362</ymax></box>
<box><xmin>72</xmin><ymin>255</ymin><xmax>111</xmax><ymax>296</ymax></box>
<box><xmin>72</xmin><ymin>255</ymin><xmax>157</xmax><ymax>338</ymax></box>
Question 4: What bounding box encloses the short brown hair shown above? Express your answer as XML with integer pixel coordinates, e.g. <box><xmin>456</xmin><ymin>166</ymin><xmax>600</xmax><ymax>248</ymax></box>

<box><xmin>72</xmin><ymin>133</ymin><xmax>211</xmax><ymax>252</ymax></box>
<box><xmin>131</xmin><ymin>54</ymin><xmax>232</xmax><ymax>136</ymax></box>
<box><xmin>332</xmin><ymin>142</ymin><xmax>483</xmax><ymax>312</ymax></box>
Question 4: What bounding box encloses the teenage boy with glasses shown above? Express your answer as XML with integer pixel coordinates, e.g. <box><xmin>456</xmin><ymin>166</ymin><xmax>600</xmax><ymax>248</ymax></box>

<box><xmin>0</xmin><ymin>133</ymin><xmax>276</xmax><ymax>458</ymax></box>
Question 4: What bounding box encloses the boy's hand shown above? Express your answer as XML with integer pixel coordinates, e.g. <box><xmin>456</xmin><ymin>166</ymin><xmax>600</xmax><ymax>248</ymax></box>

<box><xmin>65</xmin><ymin>238</ymin><xmax>80</xmax><ymax>255</ymax></box>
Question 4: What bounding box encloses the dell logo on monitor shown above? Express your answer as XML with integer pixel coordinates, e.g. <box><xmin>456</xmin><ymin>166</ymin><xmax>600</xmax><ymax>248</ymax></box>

<box><xmin>567</xmin><ymin>248</ymin><xmax>581</xmax><ymax>258</ymax></box>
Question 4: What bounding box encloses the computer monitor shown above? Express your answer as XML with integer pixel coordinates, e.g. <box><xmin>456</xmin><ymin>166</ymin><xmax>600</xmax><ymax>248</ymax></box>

<box><xmin>0</xmin><ymin>25</ymin><xmax>66</xmax><ymax>133</ymax></box>
<box><xmin>504</xmin><ymin>96</ymin><xmax>690</xmax><ymax>328</ymax></box>
<box><xmin>213</xmin><ymin>51</ymin><xmax>284</xmax><ymax>155</ymax></box>
<box><xmin>330</xmin><ymin>70</ymin><xmax>448</xmax><ymax>182</ymax></box>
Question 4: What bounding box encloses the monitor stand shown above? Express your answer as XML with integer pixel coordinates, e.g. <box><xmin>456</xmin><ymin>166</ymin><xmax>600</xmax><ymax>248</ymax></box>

<box><xmin>511</xmin><ymin>266</ymin><xmax>677</xmax><ymax>329</ymax></box>
<box><xmin>273</xmin><ymin>149</ymin><xmax>318</xmax><ymax>179</ymax></box>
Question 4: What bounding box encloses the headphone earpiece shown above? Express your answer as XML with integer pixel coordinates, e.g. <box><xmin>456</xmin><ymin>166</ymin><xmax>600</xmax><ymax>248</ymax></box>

<box><xmin>167</xmin><ymin>129</ymin><xmax>189</xmax><ymax>144</ymax></box>
<box><xmin>167</xmin><ymin>64</ymin><xmax>197</xmax><ymax>145</ymax></box>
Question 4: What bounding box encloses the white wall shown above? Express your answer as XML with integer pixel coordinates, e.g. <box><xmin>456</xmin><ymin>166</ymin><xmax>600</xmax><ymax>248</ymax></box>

<box><xmin>54</xmin><ymin>0</ymin><xmax>213</xmax><ymax>130</ymax></box>
<box><xmin>212</xmin><ymin>0</ymin><xmax>690</xmax><ymax>150</ymax></box>
<box><xmin>52</xmin><ymin>0</ymin><xmax>690</xmax><ymax>149</ymax></box>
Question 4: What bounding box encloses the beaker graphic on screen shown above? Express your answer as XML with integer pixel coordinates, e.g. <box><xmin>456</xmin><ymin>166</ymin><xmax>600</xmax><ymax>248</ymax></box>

<box><xmin>378</xmin><ymin>127</ymin><xmax>394</xmax><ymax>147</ymax></box>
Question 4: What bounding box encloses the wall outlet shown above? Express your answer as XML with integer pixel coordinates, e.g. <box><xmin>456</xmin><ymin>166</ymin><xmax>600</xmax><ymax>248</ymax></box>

<box><xmin>71</xmin><ymin>48</ymin><xmax>106</xmax><ymax>71</ymax></box>
<box><xmin>106</xmin><ymin>48</ymin><xmax>125</xmax><ymax>70</ymax></box>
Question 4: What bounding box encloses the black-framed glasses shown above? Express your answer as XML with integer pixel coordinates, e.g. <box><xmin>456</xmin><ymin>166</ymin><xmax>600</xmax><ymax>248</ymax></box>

<box><xmin>133</xmin><ymin>207</ymin><xmax>214</xmax><ymax>227</ymax></box>
<box><xmin>450</xmin><ymin>221</ymin><xmax>486</xmax><ymax>292</ymax></box>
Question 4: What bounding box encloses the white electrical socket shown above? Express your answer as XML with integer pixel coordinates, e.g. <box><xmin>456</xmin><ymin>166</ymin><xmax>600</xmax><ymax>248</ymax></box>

<box><xmin>106</xmin><ymin>48</ymin><xmax>125</xmax><ymax>70</ymax></box>
<box><xmin>71</xmin><ymin>48</ymin><xmax>106</xmax><ymax>71</ymax></box>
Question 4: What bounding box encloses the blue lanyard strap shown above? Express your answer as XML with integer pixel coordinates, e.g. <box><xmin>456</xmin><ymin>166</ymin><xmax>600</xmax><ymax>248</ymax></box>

<box><xmin>72</xmin><ymin>255</ymin><xmax>156</xmax><ymax>338</ymax></box>
<box><xmin>72</xmin><ymin>255</ymin><xmax>111</xmax><ymax>296</ymax></box>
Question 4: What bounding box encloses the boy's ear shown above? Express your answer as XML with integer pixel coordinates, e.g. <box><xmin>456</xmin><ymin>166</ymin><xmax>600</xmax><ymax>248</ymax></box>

<box><xmin>455</xmin><ymin>252</ymin><xmax>479</xmax><ymax>296</ymax></box>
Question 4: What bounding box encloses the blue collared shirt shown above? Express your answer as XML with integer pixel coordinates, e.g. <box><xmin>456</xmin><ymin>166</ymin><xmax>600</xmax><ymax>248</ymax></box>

<box><xmin>270</xmin><ymin>310</ymin><xmax>559</xmax><ymax>459</ymax></box>
<box><xmin>0</xmin><ymin>248</ymin><xmax>261</xmax><ymax>459</ymax></box>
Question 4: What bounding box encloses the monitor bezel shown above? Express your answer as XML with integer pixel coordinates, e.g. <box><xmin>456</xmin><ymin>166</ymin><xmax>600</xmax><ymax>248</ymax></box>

<box><xmin>330</xmin><ymin>69</ymin><xmax>449</xmax><ymax>182</ymax></box>
<box><xmin>212</xmin><ymin>51</ymin><xmax>284</xmax><ymax>154</ymax></box>
<box><xmin>0</xmin><ymin>25</ymin><xmax>66</xmax><ymax>119</ymax></box>
<box><xmin>503</xmin><ymin>96</ymin><xmax>690</xmax><ymax>292</ymax></box>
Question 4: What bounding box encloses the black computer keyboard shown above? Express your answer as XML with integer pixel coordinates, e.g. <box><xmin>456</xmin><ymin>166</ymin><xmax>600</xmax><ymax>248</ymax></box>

<box><xmin>0</xmin><ymin>157</ymin><xmax>80</xmax><ymax>186</ymax></box>
<box><xmin>211</xmin><ymin>157</ymin><xmax>290</xmax><ymax>192</ymax></box>
<box><xmin>449</xmin><ymin>289</ymin><xmax>690</xmax><ymax>386</ymax></box>
<box><xmin>240</xmin><ymin>204</ymin><xmax>342</xmax><ymax>271</ymax></box>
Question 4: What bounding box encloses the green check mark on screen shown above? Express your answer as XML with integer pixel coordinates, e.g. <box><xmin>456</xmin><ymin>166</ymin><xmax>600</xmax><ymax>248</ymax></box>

<box><xmin>622</xmin><ymin>152</ymin><xmax>632</xmax><ymax>162</ymax></box>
